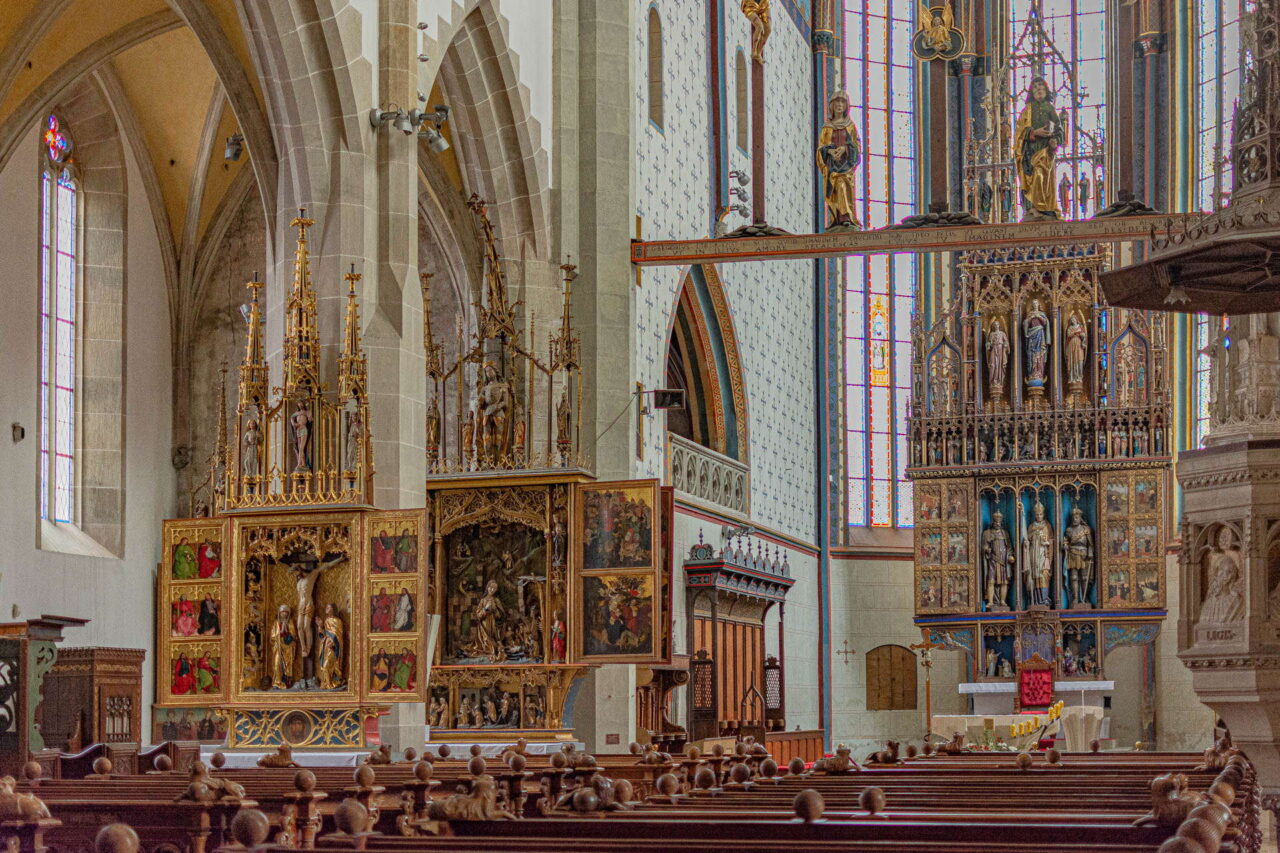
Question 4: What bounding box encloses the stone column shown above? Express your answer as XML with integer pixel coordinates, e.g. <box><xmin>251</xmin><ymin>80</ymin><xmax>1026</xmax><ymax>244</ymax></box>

<box><xmin>1178</xmin><ymin>312</ymin><xmax>1280</xmax><ymax>793</ymax></box>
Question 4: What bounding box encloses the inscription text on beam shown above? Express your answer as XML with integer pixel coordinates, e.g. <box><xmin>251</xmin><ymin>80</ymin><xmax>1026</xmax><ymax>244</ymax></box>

<box><xmin>630</xmin><ymin>214</ymin><xmax>1189</xmax><ymax>267</ymax></box>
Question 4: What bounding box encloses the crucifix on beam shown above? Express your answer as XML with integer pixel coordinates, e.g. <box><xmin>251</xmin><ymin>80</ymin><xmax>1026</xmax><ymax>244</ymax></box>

<box><xmin>910</xmin><ymin>633</ymin><xmax>947</xmax><ymax>741</ymax></box>
<box><xmin>731</xmin><ymin>0</ymin><xmax>789</xmax><ymax>237</ymax></box>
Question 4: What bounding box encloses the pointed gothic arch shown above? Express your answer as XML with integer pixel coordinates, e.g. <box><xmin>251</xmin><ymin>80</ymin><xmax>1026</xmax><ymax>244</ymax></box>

<box><xmin>664</xmin><ymin>265</ymin><xmax>749</xmax><ymax>462</ymax></box>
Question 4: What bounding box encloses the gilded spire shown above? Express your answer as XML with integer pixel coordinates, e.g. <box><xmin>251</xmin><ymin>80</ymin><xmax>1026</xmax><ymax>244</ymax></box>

<box><xmin>469</xmin><ymin>194</ymin><xmax>518</xmax><ymax>337</ymax></box>
<box><xmin>239</xmin><ymin>275</ymin><xmax>267</xmax><ymax>408</ymax></box>
<box><xmin>422</xmin><ymin>271</ymin><xmax>444</xmax><ymax>380</ymax></box>
<box><xmin>551</xmin><ymin>261</ymin><xmax>581</xmax><ymax>371</ymax></box>
<box><xmin>283</xmin><ymin>210</ymin><xmax>321</xmax><ymax>394</ymax></box>
<box><xmin>338</xmin><ymin>264</ymin><xmax>367</xmax><ymax>402</ymax></box>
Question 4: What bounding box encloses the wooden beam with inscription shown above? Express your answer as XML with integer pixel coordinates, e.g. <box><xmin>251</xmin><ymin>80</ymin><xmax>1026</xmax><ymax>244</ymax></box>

<box><xmin>630</xmin><ymin>214</ymin><xmax>1188</xmax><ymax>266</ymax></box>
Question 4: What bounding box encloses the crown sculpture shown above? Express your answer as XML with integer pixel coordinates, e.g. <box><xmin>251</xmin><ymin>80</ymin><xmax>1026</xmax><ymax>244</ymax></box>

<box><xmin>424</xmin><ymin>195</ymin><xmax>584</xmax><ymax>475</ymax></box>
<box><xmin>220</xmin><ymin>212</ymin><xmax>374</xmax><ymax>510</ymax></box>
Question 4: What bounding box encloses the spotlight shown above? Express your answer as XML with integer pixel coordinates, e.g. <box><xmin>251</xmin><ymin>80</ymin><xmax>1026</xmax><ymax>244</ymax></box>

<box><xmin>729</xmin><ymin>168</ymin><xmax>751</xmax><ymax>187</ymax></box>
<box><xmin>418</xmin><ymin>53</ymin><xmax>431</xmax><ymax>62</ymax></box>
<box><xmin>421</xmin><ymin>126</ymin><xmax>450</xmax><ymax>153</ymax></box>
<box><xmin>369</xmin><ymin>107</ymin><xmax>403</xmax><ymax>129</ymax></box>
<box><xmin>417</xmin><ymin>104</ymin><xmax>451</xmax><ymax>153</ymax></box>
<box><xmin>730</xmin><ymin>185</ymin><xmax>750</xmax><ymax>204</ymax></box>
<box><xmin>223</xmin><ymin>133</ymin><xmax>244</xmax><ymax>161</ymax></box>
<box><xmin>652</xmin><ymin>389</ymin><xmax>685</xmax><ymax>410</ymax></box>
<box><xmin>729</xmin><ymin>202</ymin><xmax>750</xmax><ymax>218</ymax></box>
<box><xmin>393</xmin><ymin>111</ymin><xmax>415</xmax><ymax>134</ymax></box>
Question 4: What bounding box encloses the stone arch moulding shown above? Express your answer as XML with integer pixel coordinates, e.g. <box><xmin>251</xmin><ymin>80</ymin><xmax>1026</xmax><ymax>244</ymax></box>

<box><xmin>435</xmin><ymin>0</ymin><xmax>551</xmax><ymax>259</ymax></box>
<box><xmin>665</xmin><ymin>265</ymin><xmax>750</xmax><ymax>462</ymax></box>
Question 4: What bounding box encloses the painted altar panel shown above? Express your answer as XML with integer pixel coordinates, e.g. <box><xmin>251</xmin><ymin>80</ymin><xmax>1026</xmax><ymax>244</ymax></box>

<box><xmin>157</xmin><ymin>519</ymin><xmax>230</xmax><ymax>707</ymax></box>
<box><xmin>363</xmin><ymin>509</ymin><xmax>428</xmax><ymax>701</ymax></box>
<box><xmin>228</xmin><ymin>512</ymin><xmax>363</xmax><ymax>705</ymax></box>
<box><xmin>914</xmin><ymin>480</ymin><xmax>975</xmax><ymax>614</ymax></box>
<box><xmin>1100</xmin><ymin>470</ymin><xmax>1166</xmax><ymax>608</ymax></box>
<box><xmin>570</xmin><ymin>479</ymin><xmax>672</xmax><ymax>665</ymax></box>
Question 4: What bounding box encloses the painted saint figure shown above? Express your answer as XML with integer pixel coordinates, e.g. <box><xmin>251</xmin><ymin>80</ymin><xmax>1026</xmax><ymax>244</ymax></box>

<box><xmin>985</xmin><ymin>318</ymin><xmax>1010</xmax><ymax>396</ymax></box>
<box><xmin>741</xmin><ymin>0</ymin><xmax>771</xmax><ymax>62</ymax></box>
<box><xmin>816</xmin><ymin>90</ymin><xmax>862</xmax><ymax>231</ymax></box>
<box><xmin>1014</xmin><ymin>77</ymin><xmax>1065</xmax><ymax>221</ymax></box>
<box><xmin>271</xmin><ymin>604</ymin><xmax>298</xmax><ymax>689</ymax></box>
<box><xmin>173</xmin><ymin>538</ymin><xmax>198</xmax><ymax>580</ymax></box>
<box><xmin>1061</xmin><ymin>506</ymin><xmax>1094</xmax><ymax>606</ymax></box>
<box><xmin>290</xmin><ymin>401</ymin><xmax>313</xmax><ymax>471</ymax></box>
<box><xmin>172</xmin><ymin>596</ymin><xmax>198</xmax><ymax>637</ymax></box>
<box><xmin>1200</xmin><ymin>528</ymin><xmax>1245</xmax><ymax>625</ymax></box>
<box><xmin>1065</xmin><ymin>312</ymin><xmax>1088</xmax><ymax>388</ymax></box>
<box><xmin>315</xmin><ymin>603</ymin><xmax>344</xmax><ymax>690</ymax></box>
<box><xmin>1022</xmin><ymin>299</ymin><xmax>1051</xmax><ymax>390</ymax></box>
<box><xmin>1023</xmin><ymin>500</ymin><xmax>1054</xmax><ymax>607</ymax></box>
<box><xmin>393</xmin><ymin>587</ymin><xmax>415</xmax><ymax>632</ymax></box>
<box><xmin>198</xmin><ymin>594</ymin><xmax>221</xmax><ymax>635</ymax></box>
<box><xmin>981</xmin><ymin>510</ymin><xmax>1015</xmax><ymax>609</ymax></box>
<box><xmin>197</xmin><ymin>539</ymin><xmax>221</xmax><ymax>578</ymax></box>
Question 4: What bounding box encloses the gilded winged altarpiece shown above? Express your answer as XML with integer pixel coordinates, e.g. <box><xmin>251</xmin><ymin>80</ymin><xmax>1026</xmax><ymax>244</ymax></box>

<box><xmin>907</xmin><ymin>245</ymin><xmax>1171</xmax><ymax>731</ymax></box>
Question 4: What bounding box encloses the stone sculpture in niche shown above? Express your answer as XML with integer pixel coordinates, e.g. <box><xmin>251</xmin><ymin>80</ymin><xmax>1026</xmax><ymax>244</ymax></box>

<box><xmin>1199</xmin><ymin>527</ymin><xmax>1245</xmax><ymax>625</ymax></box>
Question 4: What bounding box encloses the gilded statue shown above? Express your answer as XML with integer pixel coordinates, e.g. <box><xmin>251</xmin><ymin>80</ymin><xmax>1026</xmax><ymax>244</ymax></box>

<box><xmin>315</xmin><ymin>603</ymin><xmax>345</xmax><ymax>689</ymax></box>
<box><xmin>426</xmin><ymin>400</ymin><xmax>441</xmax><ymax>453</ymax></box>
<box><xmin>1022</xmin><ymin>299</ymin><xmax>1051</xmax><ymax>392</ymax></box>
<box><xmin>1199</xmin><ymin>527</ymin><xmax>1244</xmax><ymax>625</ymax></box>
<box><xmin>1023</xmin><ymin>500</ymin><xmax>1054</xmax><ymax>607</ymax></box>
<box><xmin>1065</xmin><ymin>312</ymin><xmax>1088</xmax><ymax>388</ymax></box>
<box><xmin>1061</xmin><ymin>506</ymin><xmax>1094</xmax><ymax>606</ymax></box>
<box><xmin>463</xmin><ymin>579</ymin><xmax>507</xmax><ymax>663</ymax></box>
<box><xmin>985</xmin><ymin>318</ymin><xmax>1009</xmax><ymax>396</ymax></box>
<box><xmin>462</xmin><ymin>410</ymin><xmax>476</xmax><ymax>462</ymax></box>
<box><xmin>242</xmin><ymin>417</ymin><xmax>261</xmax><ymax>478</ymax></box>
<box><xmin>982</xmin><ymin>510</ymin><xmax>1015</xmax><ymax>609</ymax></box>
<box><xmin>816</xmin><ymin>91</ymin><xmax>862</xmax><ymax>231</ymax></box>
<box><xmin>919</xmin><ymin>1</ymin><xmax>955</xmax><ymax>53</ymax></box>
<box><xmin>270</xmin><ymin>604</ymin><xmax>298</xmax><ymax>689</ymax></box>
<box><xmin>741</xmin><ymin>0</ymin><xmax>771</xmax><ymax>63</ymax></box>
<box><xmin>1014</xmin><ymin>78</ymin><xmax>1065</xmax><ymax>221</ymax></box>
<box><xmin>290</xmin><ymin>401</ymin><xmax>313</xmax><ymax>471</ymax></box>
<box><xmin>477</xmin><ymin>363</ymin><xmax>513</xmax><ymax>464</ymax></box>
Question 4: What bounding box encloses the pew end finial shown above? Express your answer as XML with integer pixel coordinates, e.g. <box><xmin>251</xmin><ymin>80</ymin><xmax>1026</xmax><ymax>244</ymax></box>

<box><xmin>94</xmin><ymin>822</ymin><xmax>139</xmax><ymax>853</ymax></box>
<box><xmin>793</xmin><ymin>789</ymin><xmax>824</xmax><ymax>823</ymax></box>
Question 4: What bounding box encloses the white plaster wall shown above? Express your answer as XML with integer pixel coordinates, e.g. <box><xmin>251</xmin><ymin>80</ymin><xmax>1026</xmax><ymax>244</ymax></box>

<box><xmin>828</xmin><ymin>553</ymin><xmax>935</xmax><ymax>756</ymax></box>
<box><xmin>0</xmin><ymin>125</ymin><xmax>174</xmax><ymax>727</ymax></box>
<box><xmin>632</xmin><ymin>1</ymin><xmax>817</xmax><ymax>542</ymax></box>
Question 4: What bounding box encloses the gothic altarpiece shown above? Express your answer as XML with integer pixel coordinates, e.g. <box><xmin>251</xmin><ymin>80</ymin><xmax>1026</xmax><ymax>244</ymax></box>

<box><xmin>154</xmin><ymin>203</ymin><xmax>674</xmax><ymax>749</ymax></box>
<box><xmin>908</xmin><ymin>244</ymin><xmax>1171</xmax><ymax>739</ymax></box>
<box><xmin>422</xmin><ymin>198</ymin><xmax>672</xmax><ymax>741</ymax></box>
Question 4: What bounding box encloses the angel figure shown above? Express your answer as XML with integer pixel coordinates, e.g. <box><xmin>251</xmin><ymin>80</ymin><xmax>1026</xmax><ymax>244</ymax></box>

<box><xmin>920</xmin><ymin>1</ymin><xmax>954</xmax><ymax>52</ymax></box>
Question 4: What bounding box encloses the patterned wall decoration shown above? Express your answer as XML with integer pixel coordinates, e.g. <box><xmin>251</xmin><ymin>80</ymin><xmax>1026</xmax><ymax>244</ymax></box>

<box><xmin>634</xmin><ymin>0</ymin><xmax>817</xmax><ymax>541</ymax></box>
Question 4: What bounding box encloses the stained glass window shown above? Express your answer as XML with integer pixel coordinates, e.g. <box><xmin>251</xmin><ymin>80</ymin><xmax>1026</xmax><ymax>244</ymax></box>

<box><xmin>39</xmin><ymin>116</ymin><xmax>77</xmax><ymax>524</ymax></box>
<box><xmin>1197</xmin><ymin>1</ymin><xmax>1247</xmax><ymax>211</ymax></box>
<box><xmin>843</xmin><ymin>2</ymin><xmax>916</xmax><ymax>528</ymax></box>
<box><xmin>1009</xmin><ymin>0</ymin><xmax>1108</xmax><ymax>218</ymax></box>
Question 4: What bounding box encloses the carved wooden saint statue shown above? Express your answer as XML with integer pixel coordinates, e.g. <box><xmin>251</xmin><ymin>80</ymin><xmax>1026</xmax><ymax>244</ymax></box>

<box><xmin>1022</xmin><ymin>299</ymin><xmax>1051</xmax><ymax>393</ymax></box>
<box><xmin>464</xmin><ymin>579</ymin><xmax>507</xmax><ymax>663</ymax></box>
<box><xmin>1062</xmin><ymin>506</ymin><xmax>1094</xmax><ymax>607</ymax></box>
<box><xmin>1023</xmin><ymin>500</ymin><xmax>1054</xmax><ymax>607</ymax></box>
<box><xmin>290</xmin><ymin>402</ymin><xmax>313</xmax><ymax>471</ymax></box>
<box><xmin>315</xmin><ymin>602</ymin><xmax>345</xmax><ymax>689</ymax></box>
<box><xmin>816</xmin><ymin>91</ymin><xmax>862</xmax><ymax>231</ymax></box>
<box><xmin>740</xmin><ymin>0</ymin><xmax>771</xmax><ymax>62</ymax></box>
<box><xmin>985</xmin><ymin>318</ymin><xmax>1010</xmax><ymax>397</ymax></box>
<box><xmin>1014</xmin><ymin>78</ymin><xmax>1065</xmax><ymax>221</ymax></box>
<box><xmin>1065</xmin><ymin>312</ymin><xmax>1088</xmax><ymax>390</ymax></box>
<box><xmin>982</xmin><ymin>510</ymin><xmax>1015</xmax><ymax>610</ymax></box>
<box><xmin>344</xmin><ymin>412</ymin><xmax>363</xmax><ymax>472</ymax></box>
<box><xmin>271</xmin><ymin>604</ymin><xmax>298</xmax><ymax>689</ymax></box>
<box><xmin>477</xmin><ymin>363</ymin><xmax>513</xmax><ymax>465</ymax></box>
<box><xmin>1199</xmin><ymin>528</ymin><xmax>1245</xmax><ymax>625</ymax></box>
<box><xmin>242</xmin><ymin>417</ymin><xmax>261</xmax><ymax>479</ymax></box>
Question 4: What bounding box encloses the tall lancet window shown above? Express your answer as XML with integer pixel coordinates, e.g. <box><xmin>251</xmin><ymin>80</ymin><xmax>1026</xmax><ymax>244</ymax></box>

<box><xmin>843</xmin><ymin>1</ymin><xmax>917</xmax><ymax>528</ymax></box>
<box><xmin>39</xmin><ymin>114</ymin><xmax>78</xmax><ymax>524</ymax></box>
<box><xmin>1009</xmin><ymin>0</ymin><xmax>1108</xmax><ymax>219</ymax></box>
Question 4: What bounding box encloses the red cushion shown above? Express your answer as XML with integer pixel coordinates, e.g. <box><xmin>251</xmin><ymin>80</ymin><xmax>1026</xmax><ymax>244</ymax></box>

<box><xmin>1019</xmin><ymin>669</ymin><xmax>1053</xmax><ymax>708</ymax></box>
